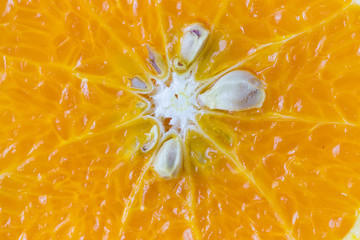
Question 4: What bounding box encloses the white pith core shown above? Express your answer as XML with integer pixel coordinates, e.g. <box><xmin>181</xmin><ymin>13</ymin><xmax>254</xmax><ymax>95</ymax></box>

<box><xmin>147</xmin><ymin>23</ymin><xmax>267</xmax><ymax>180</ymax></box>
<box><xmin>152</xmin><ymin>72</ymin><xmax>200</xmax><ymax>136</ymax></box>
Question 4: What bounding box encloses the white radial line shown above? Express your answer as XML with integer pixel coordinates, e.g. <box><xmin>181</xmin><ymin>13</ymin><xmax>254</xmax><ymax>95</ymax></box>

<box><xmin>330</xmin><ymin>81</ymin><xmax>356</xmax><ymax>126</ymax></box>
<box><xmin>154</xmin><ymin>3</ymin><xmax>171</xmax><ymax>64</ymax></box>
<box><xmin>198</xmin><ymin>109</ymin><xmax>357</xmax><ymax>127</ymax></box>
<box><xmin>184</xmin><ymin>168</ymin><xmax>202</xmax><ymax>239</ymax></box>
<box><xmin>118</xmin><ymin>160</ymin><xmax>152</xmax><ymax>237</ymax></box>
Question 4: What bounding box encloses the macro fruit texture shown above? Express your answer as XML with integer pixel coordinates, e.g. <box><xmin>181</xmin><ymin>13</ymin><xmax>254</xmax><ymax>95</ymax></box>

<box><xmin>2</xmin><ymin>0</ymin><xmax>360</xmax><ymax>239</ymax></box>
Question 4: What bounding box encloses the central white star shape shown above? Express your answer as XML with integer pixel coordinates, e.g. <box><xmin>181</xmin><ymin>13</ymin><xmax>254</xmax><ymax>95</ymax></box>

<box><xmin>130</xmin><ymin>23</ymin><xmax>266</xmax><ymax>179</ymax></box>
<box><xmin>152</xmin><ymin>71</ymin><xmax>200</xmax><ymax>136</ymax></box>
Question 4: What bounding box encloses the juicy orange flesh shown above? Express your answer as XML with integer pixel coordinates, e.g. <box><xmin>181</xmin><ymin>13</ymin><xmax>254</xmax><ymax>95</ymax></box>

<box><xmin>2</xmin><ymin>0</ymin><xmax>360</xmax><ymax>239</ymax></box>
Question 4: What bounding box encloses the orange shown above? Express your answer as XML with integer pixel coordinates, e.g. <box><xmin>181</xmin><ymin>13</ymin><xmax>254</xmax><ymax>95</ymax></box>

<box><xmin>1</xmin><ymin>0</ymin><xmax>360</xmax><ymax>239</ymax></box>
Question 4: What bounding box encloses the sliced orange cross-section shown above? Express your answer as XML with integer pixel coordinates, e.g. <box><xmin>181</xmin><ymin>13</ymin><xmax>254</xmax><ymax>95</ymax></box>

<box><xmin>2</xmin><ymin>0</ymin><xmax>360</xmax><ymax>239</ymax></box>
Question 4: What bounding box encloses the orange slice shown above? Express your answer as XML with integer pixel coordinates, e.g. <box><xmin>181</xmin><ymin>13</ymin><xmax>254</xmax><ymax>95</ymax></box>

<box><xmin>1</xmin><ymin>0</ymin><xmax>360</xmax><ymax>239</ymax></box>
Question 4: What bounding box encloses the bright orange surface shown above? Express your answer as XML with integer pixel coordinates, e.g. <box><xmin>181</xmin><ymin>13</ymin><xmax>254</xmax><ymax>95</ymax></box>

<box><xmin>1</xmin><ymin>0</ymin><xmax>360</xmax><ymax>239</ymax></box>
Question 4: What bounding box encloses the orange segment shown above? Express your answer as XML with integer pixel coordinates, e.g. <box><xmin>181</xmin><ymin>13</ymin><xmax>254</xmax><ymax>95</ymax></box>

<box><xmin>75</xmin><ymin>0</ymin><xmax>168</xmax><ymax>75</ymax></box>
<box><xmin>119</xmin><ymin>174</ymin><xmax>196</xmax><ymax>239</ymax></box>
<box><xmin>192</xmin><ymin>161</ymin><xmax>289</xmax><ymax>239</ymax></box>
<box><xmin>0</xmin><ymin>0</ymin><xmax>150</xmax><ymax>82</ymax></box>
<box><xmin>0</xmin><ymin>118</ymin><xmax>157</xmax><ymax>239</ymax></box>
<box><xmin>0</xmin><ymin>57</ymin><xmax>147</xmax><ymax>176</ymax></box>
<box><xmin>195</xmin><ymin>0</ymin><xmax>352</xmax><ymax>79</ymax></box>
<box><xmin>239</xmin><ymin>5</ymin><xmax>360</xmax><ymax>123</ymax></box>
<box><xmin>186</xmin><ymin>130</ymin><xmax>289</xmax><ymax>239</ymax></box>
<box><xmin>200</xmin><ymin>112</ymin><xmax>360</xmax><ymax>239</ymax></box>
